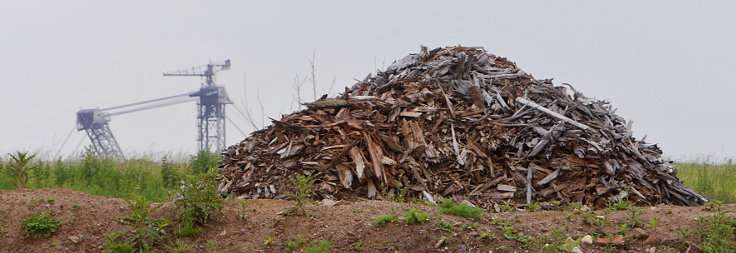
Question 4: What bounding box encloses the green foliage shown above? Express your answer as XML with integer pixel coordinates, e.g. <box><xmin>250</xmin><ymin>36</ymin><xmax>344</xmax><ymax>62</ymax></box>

<box><xmin>381</xmin><ymin>182</ymin><xmax>409</xmax><ymax>203</ymax></box>
<box><xmin>304</xmin><ymin>240</ymin><xmax>332</xmax><ymax>253</ymax></box>
<box><xmin>694</xmin><ymin>210</ymin><xmax>736</xmax><ymax>252</ymax></box>
<box><xmin>677</xmin><ymin>162</ymin><xmax>736</xmax><ymax>203</ymax></box>
<box><xmin>111</xmin><ymin>198</ymin><xmax>171</xmax><ymax>252</ymax></box>
<box><xmin>438</xmin><ymin>199</ymin><xmax>484</xmax><ymax>219</ymax></box>
<box><xmin>524</xmin><ymin>202</ymin><xmax>542</xmax><ymax>212</ymax></box>
<box><xmin>161</xmin><ymin>156</ymin><xmax>180</xmax><ymax>188</ymax></box>
<box><xmin>165</xmin><ymin>240</ymin><xmax>194</xmax><ymax>253</ymax></box>
<box><xmin>351</xmin><ymin>241</ymin><xmax>365</xmax><ymax>251</ymax></box>
<box><xmin>373</xmin><ymin>213</ymin><xmax>399</xmax><ymax>227</ymax></box>
<box><xmin>403</xmin><ymin>208</ymin><xmax>430</xmax><ymax>225</ymax></box>
<box><xmin>236</xmin><ymin>199</ymin><xmax>255</xmax><ymax>221</ymax></box>
<box><xmin>188</xmin><ymin>150</ymin><xmax>220</xmax><ymax>175</ymax></box>
<box><xmin>604</xmin><ymin>198</ymin><xmax>633</xmax><ymax>212</ymax></box>
<box><xmin>3</xmin><ymin>150</ymin><xmax>181</xmax><ymax>201</ymax></box>
<box><xmin>704</xmin><ymin>200</ymin><xmax>724</xmax><ymax>212</ymax></box>
<box><xmin>173</xmin><ymin>223</ymin><xmax>203</xmax><ymax>237</ymax></box>
<box><xmin>174</xmin><ymin>167</ymin><xmax>223</xmax><ymax>235</ymax></box>
<box><xmin>434</xmin><ymin>221</ymin><xmax>453</xmax><ymax>234</ymax></box>
<box><xmin>6</xmin><ymin>151</ymin><xmax>38</xmax><ymax>188</ymax></box>
<box><xmin>480</xmin><ymin>231</ymin><xmax>495</xmax><ymax>241</ymax></box>
<box><xmin>501</xmin><ymin>223</ymin><xmax>531</xmax><ymax>249</ymax></box>
<box><xmin>648</xmin><ymin>217</ymin><xmax>659</xmax><ymax>230</ymax></box>
<box><xmin>21</xmin><ymin>211</ymin><xmax>61</xmax><ymax>238</ymax></box>
<box><xmin>286</xmin><ymin>174</ymin><xmax>316</xmax><ymax>216</ymax></box>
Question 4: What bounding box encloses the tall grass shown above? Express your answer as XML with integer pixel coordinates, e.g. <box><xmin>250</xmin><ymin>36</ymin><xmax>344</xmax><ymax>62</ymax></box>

<box><xmin>676</xmin><ymin>162</ymin><xmax>736</xmax><ymax>203</ymax></box>
<box><xmin>0</xmin><ymin>148</ymin><xmax>219</xmax><ymax>202</ymax></box>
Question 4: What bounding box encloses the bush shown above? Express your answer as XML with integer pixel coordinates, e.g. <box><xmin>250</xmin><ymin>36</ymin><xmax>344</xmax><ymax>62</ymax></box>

<box><xmin>188</xmin><ymin>150</ymin><xmax>220</xmax><ymax>175</ymax></box>
<box><xmin>110</xmin><ymin>198</ymin><xmax>171</xmax><ymax>252</ymax></box>
<box><xmin>304</xmin><ymin>240</ymin><xmax>332</xmax><ymax>253</ymax></box>
<box><xmin>174</xmin><ymin>168</ymin><xmax>223</xmax><ymax>235</ymax></box>
<box><xmin>404</xmin><ymin>208</ymin><xmax>430</xmax><ymax>225</ymax></box>
<box><xmin>21</xmin><ymin>211</ymin><xmax>61</xmax><ymax>238</ymax></box>
<box><xmin>161</xmin><ymin>156</ymin><xmax>180</xmax><ymax>188</ymax></box>
<box><xmin>286</xmin><ymin>174</ymin><xmax>316</xmax><ymax>216</ymax></box>
<box><xmin>6</xmin><ymin>151</ymin><xmax>38</xmax><ymax>188</ymax></box>
<box><xmin>438</xmin><ymin>199</ymin><xmax>485</xmax><ymax>219</ymax></box>
<box><xmin>373</xmin><ymin>213</ymin><xmax>399</xmax><ymax>227</ymax></box>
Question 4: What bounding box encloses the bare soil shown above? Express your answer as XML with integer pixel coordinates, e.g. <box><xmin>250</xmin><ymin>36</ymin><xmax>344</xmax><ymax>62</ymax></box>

<box><xmin>0</xmin><ymin>189</ymin><xmax>730</xmax><ymax>252</ymax></box>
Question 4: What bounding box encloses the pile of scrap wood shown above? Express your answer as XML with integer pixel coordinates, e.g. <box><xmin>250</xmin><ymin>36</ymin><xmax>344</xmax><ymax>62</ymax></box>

<box><xmin>218</xmin><ymin>46</ymin><xmax>707</xmax><ymax>208</ymax></box>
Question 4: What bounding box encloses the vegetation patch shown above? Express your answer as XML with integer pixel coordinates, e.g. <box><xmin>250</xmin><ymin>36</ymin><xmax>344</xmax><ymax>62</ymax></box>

<box><xmin>403</xmin><ymin>208</ymin><xmax>430</xmax><ymax>225</ymax></box>
<box><xmin>373</xmin><ymin>213</ymin><xmax>399</xmax><ymax>227</ymax></box>
<box><xmin>438</xmin><ymin>199</ymin><xmax>485</xmax><ymax>219</ymax></box>
<box><xmin>21</xmin><ymin>211</ymin><xmax>61</xmax><ymax>238</ymax></box>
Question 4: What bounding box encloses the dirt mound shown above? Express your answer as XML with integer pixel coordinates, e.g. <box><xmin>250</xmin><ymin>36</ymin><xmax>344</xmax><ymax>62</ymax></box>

<box><xmin>218</xmin><ymin>46</ymin><xmax>706</xmax><ymax>207</ymax></box>
<box><xmin>0</xmin><ymin>189</ymin><xmax>728</xmax><ymax>252</ymax></box>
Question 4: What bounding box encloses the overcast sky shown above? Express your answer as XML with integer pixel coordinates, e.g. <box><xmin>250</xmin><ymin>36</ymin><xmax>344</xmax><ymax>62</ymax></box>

<box><xmin>1</xmin><ymin>1</ymin><xmax>734</xmax><ymax>162</ymax></box>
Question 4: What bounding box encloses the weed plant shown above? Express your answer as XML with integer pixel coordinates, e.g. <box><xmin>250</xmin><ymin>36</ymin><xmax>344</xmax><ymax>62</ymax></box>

<box><xmin>286</xmin><ymin>174</ymin><xmax>316</xmax><ymax>216</ymax></box>
<box><xmin>373</xmin><ymin>213</ymin><xmax>399</xmax><ymax>227</ymax></box>
<box><xmin>403</xmin><ymin>208</ymin><xmax>430</xmax><ymax>225</ymax></box>
<box><xmin>108</xmin><ymin>198</ymin><xmax>172</xmax><ymax>251</ymax></box>
<box><xmin>173</xmin><ymin>168</ymin><xmax>223</xmax><ymax>236</ymax></box>
<box><xmin>21</xmin><ymin>211</ymin><xmax>61</xmax><ymax>238</ymax></box>
<box><xmin>438</xmin><ymin>199</ymin><xmax>485</xmax><ymax>219</ymax></box>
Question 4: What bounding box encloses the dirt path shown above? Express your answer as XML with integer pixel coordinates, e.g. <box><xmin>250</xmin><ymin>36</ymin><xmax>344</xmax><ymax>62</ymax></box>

<box><xmin>0</xmin><ymin>189</ymin><xmax>731</xmax><ymax>252</ymax></box>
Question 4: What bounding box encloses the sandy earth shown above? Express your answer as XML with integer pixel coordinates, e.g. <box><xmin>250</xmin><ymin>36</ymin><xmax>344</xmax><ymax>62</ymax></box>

<box><xmin>0</xmin><ymin>188</ymin><xmax>731</xmax><ymax>252</ymax></box>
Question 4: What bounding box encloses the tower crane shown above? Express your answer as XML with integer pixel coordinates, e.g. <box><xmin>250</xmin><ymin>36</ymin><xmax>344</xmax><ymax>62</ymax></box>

<box><xmin>76</xmin><ymin>60</ymin><xmax>233</xmax><ymax>159</ymax></box>
<box><xmin>163</xmin><ymin>59</ymin><xmax>232</xmax><ymax>153</ymax></box>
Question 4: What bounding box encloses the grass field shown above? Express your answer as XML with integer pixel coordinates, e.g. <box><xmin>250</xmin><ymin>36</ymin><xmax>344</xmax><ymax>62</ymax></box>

<box><xmin>0</xmin><ymin>149</ymin><xmax>219</xmax><ymax>202</ymax></box>
<box><xmin>1</xmin><ymin>149</ymin><xmax>734</xmax><ymax>203</ymax></box>
<box><xmin>677</xmin><ymin>162</ymin><xmax>736</xmax><ymax>203</ymax></box>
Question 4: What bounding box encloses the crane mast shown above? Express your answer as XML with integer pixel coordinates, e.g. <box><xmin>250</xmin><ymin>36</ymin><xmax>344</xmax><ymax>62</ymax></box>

<box><xmin>163</xmin><ymin>60</ymin><xmax>232</xmax><ymax>153</ymax></box>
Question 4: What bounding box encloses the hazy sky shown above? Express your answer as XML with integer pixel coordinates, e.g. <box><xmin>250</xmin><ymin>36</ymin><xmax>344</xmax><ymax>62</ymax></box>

<box><xmin>1</xmin><ymin>1</ymin><xmax>734</xmax><ymax>161</ymax></box>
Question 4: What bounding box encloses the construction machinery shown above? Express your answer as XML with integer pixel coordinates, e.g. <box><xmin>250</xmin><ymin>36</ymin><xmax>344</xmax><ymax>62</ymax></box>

<box><xmin>76</xmin><ymin>60</ymin><xmax>232</xmax><ymax>159</ymax></box>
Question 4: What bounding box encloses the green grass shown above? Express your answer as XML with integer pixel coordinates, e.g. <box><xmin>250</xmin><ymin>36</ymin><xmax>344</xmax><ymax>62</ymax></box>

<box><xmin>676</xmin><ymin>162</ymin><xmax>736</xmax><ymax>203</ymax></box>
<box><xmin>0</xmin><ymin>149</ymin><xmax>215</xmax><ymax>202</ymax></box>
<box><xmin>438</xmin><ymin>199</ymin><xmax>485</xmax><ymax>219</ymax></box>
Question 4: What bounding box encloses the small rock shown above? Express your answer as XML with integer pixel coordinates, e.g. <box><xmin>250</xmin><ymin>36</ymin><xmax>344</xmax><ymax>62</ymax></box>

<box><xmin>581</xmin><ymin>235</ymin><xmax>593</xmax><ymax>244</ymax></box>
<box><xmin>595</xmin><ymin>235</ymin><xmax>624</xmax><ymax>245</ymax></box>
<box><xmin>321</xmin><ymin>199</ymin><xmax>338</xmax><ymax>206</ymax></box>
<box><xmin>68</xmin><ymin>236</ymin><xmax>85</xmax><ymax>244</ymax></box>
<box><xmin>219</xmin><ymin>229</ymin><xmax>227</xmax><ymax>236</ymax></box>
<box><xmin>645</xmin><ymin>247</ymin><xmax>656</xmax><ymax>253</ymax></box>
<box><xmin>434</xmin><ymin>237</ymin><xmax>446</xmax><ymax>248</ymax></box>
<box><xmin>580</xmin><ymin>205</ymin><xmax>591</xmax><ymax>212</ymax></box>
<box><xmin>571</xmin><ymin>246</ymin><xmax>584</xmax><ymax>253</ymax></box>
<box><xmin>631</xmin><ymin>227</ymin><xmax>648</xmax><ymax>239</ymax></box>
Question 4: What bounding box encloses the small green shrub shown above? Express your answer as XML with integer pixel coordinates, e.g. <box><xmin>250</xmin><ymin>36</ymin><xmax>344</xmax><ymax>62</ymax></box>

<box><xmin>434</xmin><ymin>222</ymin><xmax>453</xmax><ymax>233</ymax></box>
<box><xmin>373</xmin><ymin>213</ymin><xmax>399</xmax><ymax>227</ymax></box>
<box><xmin>110</xmin><ymin>198</ymin><xmax>171</xmax><ymax>251</ymax></box>
<box><xmin>351</xmin><ymin>241</ymin><xmax>365</xmax><ymax>251</ymax></box>
<box><xmin>524</xmin><ymin>202</ymin><xmax>542</xmax><ymax>212</ymax></box>
<box><xmin>188</xmin><ymin>150</ymin><xmax>220</xmax><ymax>174</ymax></box>
<box><xmin>480</xmin><ymin>231</ymin><xmax>495</xmax><ymax>241</ymax></box>
<box><xmin>173</xmin><ymin>223</ymin><xmax>203</xmax><ymax>237</ymax></box>
<box><xmin>6</xmin><ymin>151</ymin><xmax>38</xmax><ymax>188</ymax></box>
<box><xmin>438</xmin><ymin>199</ymin><xmax>484</xmax><ymax>219</ymax></box>
<box><xmin>604</xmin><ymin>199</ymin><xmax>633</xmax><ymax>211</ymax></box>
<box><xmin>166</xmin><ymin>240</ymin><xmax>194</xmax><ymax>253</ymax></box>
<box><xmin>21</xmin><ymin>211</ymin><xmax>61</xmax><ymax>238</ymax></box>
<box><xmin>304</xmin><ymin>240</ymin><xmax>332</xmax><ymax>253</ymax></box>
<box><xmin>174</xmin><ymin>168</ymin><xmax>223</xmax><ymax>234</ymax></box>
<box><xmin>404</xmin><ymin>208</ymin><xmax>430</xmax><ymax>225</ymax></box>
<box><xmin>286</xmin><ymin>174</ymin><xmax>316</xmax><ymax>216</ymax></box>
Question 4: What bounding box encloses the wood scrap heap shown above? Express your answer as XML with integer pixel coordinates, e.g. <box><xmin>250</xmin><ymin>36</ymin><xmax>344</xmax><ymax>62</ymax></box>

<box><xmin>218</xmin><ymin>46</ymin><xmax>708</xmax><ymax>208</ymax></box>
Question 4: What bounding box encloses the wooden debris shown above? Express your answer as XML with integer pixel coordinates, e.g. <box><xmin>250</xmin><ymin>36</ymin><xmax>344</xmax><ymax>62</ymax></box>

<box><xmin>219</xmin><ymin>46</ymin><xmax>707</xmax><ymax>208</ymax></box>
